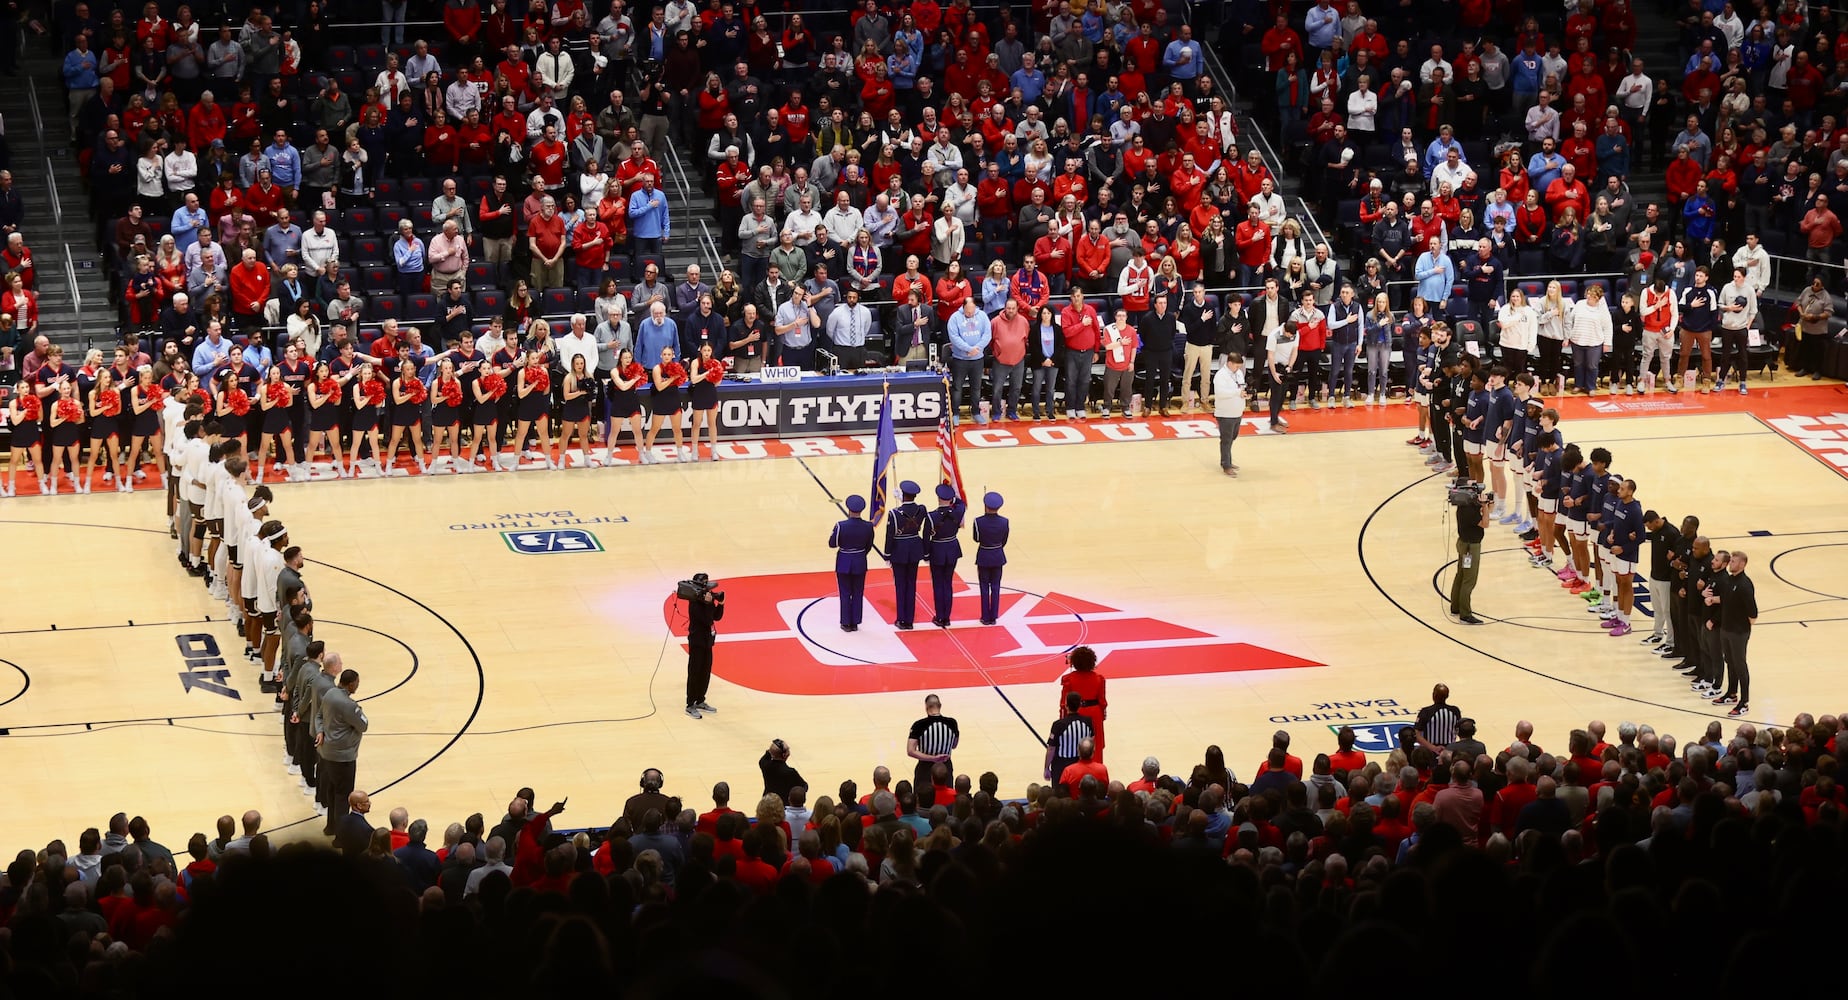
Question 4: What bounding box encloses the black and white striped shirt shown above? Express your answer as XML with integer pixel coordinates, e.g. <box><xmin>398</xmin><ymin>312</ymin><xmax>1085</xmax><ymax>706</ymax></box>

<box><xmin>1417</xmin><ymin>703</ymin><xmax>1462</xmax><ymax>748</ymax></box>
<box><xmin>1049</xmin><ymin>715</ymin><xmax>1095</xmax><ymax>760</ymax></box>
<box><xmin>909</xmin><ymin>715</ymin><xmax>959</xmax><ymax>758</ymax></box>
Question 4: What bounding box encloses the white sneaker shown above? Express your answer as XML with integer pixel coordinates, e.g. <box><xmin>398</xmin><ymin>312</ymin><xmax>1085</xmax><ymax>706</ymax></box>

<box><xmin>679</xmin><ymin>446</ymin><xmax>693</xmax><ymax>462</ymax></box>
<box><xmin>286</xmin><ymin>764</ymin><xmax>301</xmax><ymax>775</ymax></box>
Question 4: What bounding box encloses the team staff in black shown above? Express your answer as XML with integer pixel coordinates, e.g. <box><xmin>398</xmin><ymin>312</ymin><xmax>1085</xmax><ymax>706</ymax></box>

<box><xmin>906</xmin><ymin>693</ymin><xmax>959</xmax><ymax>794</ymax></box>
<box><xmin>1450</xmin><ymin>483</ymin><xmax>1490</xmax><ymax>625</ymax></box>
<box><xmin>1044</xmin><ymin>692</ymin><xmax>1096</xmax><ymax>783</ymax></box>
<box><xmin>883</xmin><ymin>481</ymin><xmax>927</xmax><ymax>630</ymax></box>
<box><xmin>1688</xmin><ymin>543</ymin><xmax>1726</xmax><ymax>699</ymax></box>
<box><xmin>1641</xmin><ymin>511</ymin><xmax>1685</xmax><ymax>651</ymax></box>
<box><xmin>1709</xmin><ymin>550</ymin><xmax>1759</xmax><ymax>716</ymax></box>
<box><xmin>683</xmin><ymin>574</ymin><xmax>725</xmax><ymax>720</ymax></box>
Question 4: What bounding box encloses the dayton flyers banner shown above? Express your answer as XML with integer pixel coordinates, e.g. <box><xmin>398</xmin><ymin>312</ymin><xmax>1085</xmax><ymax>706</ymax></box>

<box><xmin>662</xmin><ymin>570</ymin><xmax>1322</xmax><ymax>696</ymax></box>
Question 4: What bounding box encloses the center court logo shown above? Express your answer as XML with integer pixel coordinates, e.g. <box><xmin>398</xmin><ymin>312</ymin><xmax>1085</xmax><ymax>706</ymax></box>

<box><xmin>660</xmin><ymin>571</ymin><xmax>1323</xmax><ymax>696</ymax></box>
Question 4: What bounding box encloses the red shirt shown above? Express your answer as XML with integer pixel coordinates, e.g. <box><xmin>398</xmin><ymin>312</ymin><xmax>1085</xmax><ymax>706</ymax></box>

<box><xmin>696</xmin><ymin>806</ymin><xmax>742</xmax><ymax>835</ymax></box>
<box><xmin>1059</xmin><ymin>303</ymin><xmax>1101</xmax><ymax>351</ymax></box>
<box><xmin>530</xmin><ymin>139</ymin><xmax>567</xmax><ymax>186</ymax></box>
<box><xmin>1255</xmin><ymin>752</ymin><xmax>1305</xmax><ymax>778</ymax></box>
<box><xmin>733</xmin><ymin>857</ymin><xmax>780</xmax><ymax>893</ymax></box>
<box><xmin>1328</xmin><ymin>749</ymin><xmax>1367</xmax><ymax>773</ymax></box>
<box><xmin>529</xmin><ymin>213</ymin><xmax>566</xmax><ymax>258</ymax></box>
<box><xmin>1059</xmin><ymin>759</ymin><xmax>1110</xmax><ymax>791</ymax></box>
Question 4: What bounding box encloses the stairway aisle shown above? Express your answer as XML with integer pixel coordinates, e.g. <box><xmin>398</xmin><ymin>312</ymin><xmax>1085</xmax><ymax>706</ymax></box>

<box><xmin>0</xmin><ymin>50</ymin><xmax>112</xmax><ymax>352</ymax></box>
<box><xmin>660</xmin><ymin>136</ymin><xmax>719</xmax><ymax>278</ymax></box>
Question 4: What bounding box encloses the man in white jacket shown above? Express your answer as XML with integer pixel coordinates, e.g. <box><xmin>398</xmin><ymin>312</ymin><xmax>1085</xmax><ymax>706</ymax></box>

<box><xmin>1730</xmin><ymin>233</ymin><xmax>1770</xmax><ymax>294</ymax></box>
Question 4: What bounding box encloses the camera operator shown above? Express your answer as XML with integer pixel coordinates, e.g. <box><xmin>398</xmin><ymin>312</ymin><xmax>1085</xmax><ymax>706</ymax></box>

<box><xmin>682</xmin><ymin>573</ymin><xmax>725</xmax><ymax>720</ymax></box>
<box><xmin>1450</xmin><ymin>486</ymin><xmax>1491</xmax><ymax>625</ymax></box>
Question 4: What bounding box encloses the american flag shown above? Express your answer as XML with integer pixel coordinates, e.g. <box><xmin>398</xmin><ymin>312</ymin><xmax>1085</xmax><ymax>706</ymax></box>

<box><xmin>936</xmin><ymin>376</ymin><xmax>966</xmax><ymax>499</ymax></box>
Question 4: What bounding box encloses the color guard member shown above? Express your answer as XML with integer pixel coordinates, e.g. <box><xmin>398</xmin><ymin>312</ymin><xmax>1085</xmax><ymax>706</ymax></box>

<box><xmin>971</xmin><ymin>491</ymin><xmax>1009</xmax><ymax>625</ymax></box>
<box><xmin>829</xmin><ymin>494</ymin><xmax>874</xmax><ymax>632</ymax></box>
<box><xmin>883</xmin><ymin>481</ymin><xmax>927</xmax><ymax>630</ymax></box>
<box><xmin>924</xmin><ymin>483</ymin><xmax>966</xmax><ymax>628</ymax></box>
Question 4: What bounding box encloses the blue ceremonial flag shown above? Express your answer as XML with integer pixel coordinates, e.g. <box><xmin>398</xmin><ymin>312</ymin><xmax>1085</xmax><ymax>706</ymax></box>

<box><xmin>868</xmin><ymin>380</ymin><xmax>897</xmax><ymax>525</ymax></box>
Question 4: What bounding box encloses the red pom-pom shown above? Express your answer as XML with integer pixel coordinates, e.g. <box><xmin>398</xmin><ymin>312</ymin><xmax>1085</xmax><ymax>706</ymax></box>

<box><xmin>438</xmin><ymin>379</ymin><xmax>463</xmax><ymax>407</ymax></box>
<box><xmin>56</xmin><ymin>398</ymin><xmax>82</xmax><ymax>423</ymax></box>
<box><xmin>17</xmin><ymin>394</ymin><xmax>40</xmax><ymax>421</ymax></box>
<box><xmin>144</xmin><ymin>385</ymin><xmax>167</xmax><ymax>411</ymax></box>
<box><xmin>481</xmin><ymin>373</ymin><xmax>507</xmax><ymax>400</ymax></box>
<box><xmin>225</xmin><ymin>388</ymin><xmax>251</xmax><ymax>416</ymax></box>
<box><xmin>266</xmin><ymin>382</ymin><xmax>291</xmax><ymax>407</ymax></box>
<box><xmin>661</xmin><ymin>361</ymin><xmax>688</xmax><ymax>387</ymax></box>
<box><xmin>97</xmin><ymin>390</ymin><xmax>122</xmax><ymax>416</ymax></box>
<box><xmin>316</xmin><ymin>378</ymin><xmax>339</xmax><ymax>399</ymax></box>
<box><xmin>361</xmin><ymin>378</ymin><xmax>386</xmax><ymax>407</ymax></box>
<box><xmin>526</xmin><ymin>366</ymin><xmax>550</xmax><ymax>394</ymax></box>
<box><xmin>403</xmin><ymin>378</ymin><xmax>427</xmax><ymax>405</ymax></box>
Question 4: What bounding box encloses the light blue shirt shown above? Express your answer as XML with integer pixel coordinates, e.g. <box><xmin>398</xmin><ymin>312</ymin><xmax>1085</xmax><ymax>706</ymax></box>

<box><xmin>191</xmin><ymin>336</ymin><xmax>232</xmax><ymax>376</ymax></box>
<box><xmin>1162</xmin><ymin>39</ymin><xmax>1204</xmax><ymax>80</ymax></box>
<box><xmin>1303</xmin><ymin>4</ymin><xmax>1339</xmax><ymax>49</ymax></box>
<box><xmin>263</xmin><ymin>142</ymin><xmax>302</xmax><ymax>187</ymax></box>
<box><xmin>63</xmin><ymin>47</ymin><xmax>98</xmax><ymax>89</ymax></box>
<box><xmin>1423</xmin><ymin>136</ymin><xmax>1463</xmax><ymax>178</ymax></box>
<box><xmin>1415</xmin><ymin>251</ymin><xmax>1455</xmax><ymax>304</ymax></box>
<box><xmin>637</xmin><ymin>315</ymin><xmax>678</xmax><ymax>361</ymax></box>
<box><xmin>393</xmin><ymin>235</ymin><xmax>425</xmax><ymax>272</ymax></box>
<box><xmin>628</xmin><ymin>187</ymin><xmax>670</xmax><ymax>239</ymax></box>
<box><xmin>946</xmin><ymin>308</ymin><xmax>992</xmax><ymax>360</ymax></box>
<box><xmin>1010</xmin><ymin>67</ymin><xmax>1046</xmax><ymax>105</ymax></box>
<box><xmin>1526</xmin><ymin>151</ymin><xmax>1564</xmax><ymax>194</ymax></box>
<box><xmin>981</xmin><ymin>277</ymin><xmax>1010</xmax><ymax>314</ymax></box>
<box><xmin>170</xmin><ymin>205</ymin><xmax>208</xmax><ymax>254</ymax></box>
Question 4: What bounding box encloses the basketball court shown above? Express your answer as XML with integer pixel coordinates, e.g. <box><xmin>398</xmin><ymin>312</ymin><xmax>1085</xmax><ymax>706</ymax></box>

<box><xmin>4</xmin><ymin>382</ymin><xmax>1848</xmax><ymax>848</ymax></box>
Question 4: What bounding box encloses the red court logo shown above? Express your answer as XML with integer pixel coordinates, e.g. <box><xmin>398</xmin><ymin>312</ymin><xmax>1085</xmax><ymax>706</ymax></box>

<box><xmin>661</xmin><ymin>571</ymin><xmax>1323</xmax><ymax>695</ymax></box>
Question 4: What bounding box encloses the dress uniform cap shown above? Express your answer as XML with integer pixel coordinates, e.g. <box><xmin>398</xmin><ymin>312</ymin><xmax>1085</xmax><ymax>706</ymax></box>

<box><xmin>984</xmin><ymin>491</ymin><xmax>1003</xmax><ymax>509</ymax></box>
<box><xmin>936</xmin><ymin>483</ymin><xmax>957</xmax><ymax>501</ymax></box>
<box><xmin>845</xmin><ymin>494</ymin><xmax>866</xmax><ymax>513</ymax></box>
<box><xmin>900</xmin><ymin>480</ymin><xmax>920</xmax><ymax>496</ymax></box>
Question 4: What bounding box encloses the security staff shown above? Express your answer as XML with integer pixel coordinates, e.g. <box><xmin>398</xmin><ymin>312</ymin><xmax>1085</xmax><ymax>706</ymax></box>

<box><xmin>924</xmin><ymin>483</ymin><xmax>966</xmax><ymax>628</ymax></box>
<box><xmin>828</xmin><ymin>494</ymin><xmax>875</xmax><ymax>631</ymax></box>
<box><xmin>971</xmin><ymin>491</ymin><xmax>1009</xmax><ymax>625</ymax></box>
<box><xmin>884</xmin><ymin>481</ymin><xmax>928</xmax><ymax>630</ymax></box>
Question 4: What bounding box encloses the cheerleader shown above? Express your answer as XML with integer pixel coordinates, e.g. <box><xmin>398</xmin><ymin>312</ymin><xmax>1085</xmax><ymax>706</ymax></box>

<box><xmin>4</xmin><ymin>383</ymin><xmax>44</xmax><ymax>496</ymax></box>
<box><xmin>49</xmin><ymin>380</ymin><xmax>86</xmax><ymax>493</ymax></box>
<box><xmin>606</xmin><ymin>348</ymin><xmax>648</xmax><ymax>457</ymax></box>
<box><xmin>346</xmin><ymin>362</ymin><xmax>388</xmax><ymax>477</ymax></box>
<box><xmin>385</xmin><ymin>358</ymin><xmax>430</xmax><ymax>474</ymax></box>
<box><xmin>687</xmin><ymin>342</ymin><xmax>726</xmax><ymax>461</ymax></box>
<box><xmin>84</xmin><ymin>368</ymin><xmax>128</xmax><ymax>491</ymax></box>
<box><xmin>255</xmin><ymin>366</ymin><xmax>297</xmax><ymax>481</ymax></box>
<box><xmin>511</xmin><ymin>349</ymin><xmax>554</xmax><ymax>471</ymax></box>
<box><xmin>127</xmin><ymin>367</ymin><xmax>165</xmax><ymax>487</ymax></box>
<box><xmin>463</xmin><ymin>363</ymin><xmax>507</xmax><ymax>471</ymax></box>
<box><xmin>428</xmin><ymin>358</ymin><xmax>465</xmax><ymax>472</ymax></box>
<box><xmin>555</xmin><ymin>354</ymin><xmax>596</xmax><ymax>468</ymax></box>
<box><xmin>215</xmin><ymin>369</ymin><xmax>251</xmax><ymax>446</ymax></box>
<box><xmin>303</xmin><ymin>361</ymin><xmax>353</xmax><ymax>474</ymax></box>
<box><xmin>640</xmin><ymin>344</ymin><xmax>687</xmax><ymax>464</ymax></box>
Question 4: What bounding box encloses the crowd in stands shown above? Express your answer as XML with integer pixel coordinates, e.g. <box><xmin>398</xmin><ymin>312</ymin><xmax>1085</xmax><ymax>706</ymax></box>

<box><xmin>0</xmin><ymin>0</ymin><xmax>1839</xmax><ymax>490</ymax></box>
<box><xmin>1</xmin><ymin>705</ymin><xmax>1842</xmax><ymax>993</ymax></box>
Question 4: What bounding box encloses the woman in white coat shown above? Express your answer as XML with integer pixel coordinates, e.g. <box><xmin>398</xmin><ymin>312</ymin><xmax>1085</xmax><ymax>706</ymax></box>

<box><xmin>1566</xmin><ymin>284</ymin><xmax>1614</xmax><ymax>395</ymax></box>
<box><xmin>1496</xmin><ymin>287</ymin><xmax>1538</xmax><ymax>376</ymax></box>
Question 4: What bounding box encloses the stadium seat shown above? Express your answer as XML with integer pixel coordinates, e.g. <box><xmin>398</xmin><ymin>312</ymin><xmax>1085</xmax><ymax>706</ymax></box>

<box><xmin>360</xmin><ymin>264</ymin><xmax>395</xmax><ymax>292</ymax></box>
<box><xmin>577</xmin><ymin>287</ymin><xmax>600</xmax><ymax>313</ymax></box>
<box><xmin>404</xmin><ymin>292</ymin><xmax>438</xmax><ymax>321</ymax></box>
<box><xmin>342</xmin><ymin>207</ymin><xmax>376</xmax><ymax>234</ymax></box>
<box><xmin>402</xmin><ymin>177</ymin><xmax>434</xmax><ymax>203</ymax></box>
<box><xmin>466</xmin><ymin>261</ymin><xmax>497</xmax><ymax>290</ymax></box>
<box><xmin>376</xmin><ymin>203</ymin><xmax>409</xmax><ymax>233</ymax></box>
<box><xmin>474</xmin><ymin>289</ymin><xmax>505</xmax><ymax>316</ymax></box>
<box><xmin>373</xmin><ymin>178</ymin><xmax>399</xmax><ymax>202</ymax></box>
<box><xmin>370</xmin><ymin>294</ymin><xmax>403</xmax><ymax>323</ymax></box>
<box><xmin>541</xmin><ymin>288</ymin><xmax>574</xmax><ymax>316</ymax></box>
<box><xmin>1558</xmin><ymin>280</ymin><xmax>1578</xmax><ymax>298</ymax></box>
<box><xmin>324</xmin><ymin>44</ymin><xmax>356</xmax><ymax>69</ymax></box>
<box><xmin>606</xmin><ymin>255</ymin><xmax>629</xmax><ymax>283</ymax></box>
<box><xmin>350</xmin><ymin>237</ymin><xmax>387</xmax><ymax>267</ymax></box>
<box><xmin>1518</xmin><ymin>281</ymin><xmax>1546</xmax><ymax>300</ymax></box>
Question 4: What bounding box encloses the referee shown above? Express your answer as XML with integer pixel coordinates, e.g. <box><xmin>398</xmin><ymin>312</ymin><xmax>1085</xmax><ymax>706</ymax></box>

<box><xmin>1045</xmin><ymin>692</ymin><xmax>1096</xmax><ymax>782</ymax></box>
<box><xmin>906</xmin><ymin>694</ymin><xmax>959</xmax><ymax>792</ymax></box>
<box><xmin>1414</xmin><ymin>684</ymin><xmax>1461</xmax><ymax>753</ymax></box>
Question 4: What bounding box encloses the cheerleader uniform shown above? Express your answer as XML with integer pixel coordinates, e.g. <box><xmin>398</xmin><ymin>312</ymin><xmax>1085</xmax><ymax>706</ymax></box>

<box><xmin>651</xmin><ymin>363</ymin><xmax>686</xmax><ymax>417</ymax></box>
<box><xmin>689</xmin><ymin>358</ymin><xmax>723</xmax><ymax>411</ymax></box>
<box><xmin>609</xmin><ymin>363</ymin><xmax>645</xmax><ymax>418</ymax></box>
<box><xmin>91</xmin><ymin>390</ymin><xmax>121</xmax><ymax>442</ymax></box>
<box><xmin>51</xmin><ymin>399</ymin><xmax>84</xmax><ymax>447</ymax></box>
<box><xmin>262</xmin><ymin>385</ymin><xmax>293</xmax><ymax>434</ymax></box>
<box><xmin>217</xmin><ymin>390</ymin><xmax>249</xmax><ymax>438</ymax></box>
<box><xmin>309</xmin><ymin>379</ymin><xmax>341</xmax><ymax>432</ymax></box>
<box><xmin>10</xmin><ymin>397</ymin><xmax>41</xmax><ymax>450</ymax></box>
<box><xmin>392</xmin><ymin>377</ymin><xmax>425</xmax><ymax>428</ymax></box>
<box><xmin>562</xmin><ymin>377</ymin><xmax>591</xmax><ymax>422</ymax></box>
<box><xmin>133</xmin><ymin>387</ymin><xmax>163</xmax><ymax>438</ymax></box>
<box><xmin>432</xmin><ymin>378</ymin><xmax>462</xmax><ymax>426</ymax></box>
<box><xmin>351</xmin><ymin>380</ymin><xmax>383</xmax><ymax>431</ymax></box>
<box><xmin>517</xmin><ymin>368</ymin><xmax>550</xmax><ymax>422</ymax></box>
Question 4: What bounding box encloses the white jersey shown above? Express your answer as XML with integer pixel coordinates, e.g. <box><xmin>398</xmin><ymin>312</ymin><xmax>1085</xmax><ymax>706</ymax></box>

<box><xmin>160</xmin><ymin>398</ymin><xmax>188</xmax><ymax>463</ymax></box>
<box><xmin>219</xmin><ymin>480</ymin><xmax>252</xmax><ymax>547</ymax></box>
<box><xmin>201</xmin><ymin>461</ymin><xmax>228</xmax><ymax>521</ymax></box>
<box><xmin>180</xmin><ymin>439</ymin><xmax>211</xmax><ymax>504</ymax></box>
<box><xmin>251</xmin><ymin>543</ymin><xmax>284</xmax><ymax>613</ymax></box>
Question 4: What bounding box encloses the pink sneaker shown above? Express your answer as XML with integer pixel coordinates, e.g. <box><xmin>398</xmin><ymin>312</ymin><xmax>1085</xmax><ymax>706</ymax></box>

<box><xmin>1607</xmin><ymin>621</ymin><xmax>1633</xmax><ymax>637</ymax></box>
<box><xmin>1555</xmin><ymin>567</ymin><xmax>1578</xmax><ymax>580</ymax></box>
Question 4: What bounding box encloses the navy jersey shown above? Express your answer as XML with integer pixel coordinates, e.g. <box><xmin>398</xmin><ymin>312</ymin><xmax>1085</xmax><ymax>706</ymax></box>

<box><xmin>1595</xmin><ymin>474</ymin><xmax>1622</xmax><ymax>546</ymax></box>
<box><xmin>1585</xmin><ymin>469</ymin><xmax>1612</xmax><ymax>539</ymax></box>
<box><xmin>884</xmin><ymin>501</ymin><xmax>928</xmax><ymax>564</ymax></box>
<box><xmin>1462</xmin><ymin>389</ymin><xmax>1489</xmax><ymax>443</ymax></box>
<box><xmin>1563</xmin><ymin>462</ymin><xmax>1591</xmax><ymax>520</ymax></box>
<box><xmin>1484</xmin><ymin>386</ymin><xmax>1516</xmax><ymax>445</ymax></box>
<box><xmin>1538</xmin><ymin>447</ymin><xmax>1564</xmax><ymax>499</ymax></box>
<box><xmin>1611</xmin><ymin>499</ymin><xmax>1645</xmax><ymax>560</ymax></box>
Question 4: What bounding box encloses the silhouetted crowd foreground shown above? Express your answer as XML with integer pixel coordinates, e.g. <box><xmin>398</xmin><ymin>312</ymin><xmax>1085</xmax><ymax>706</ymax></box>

<box><xmin>3</xmin><ymin>707</ymin><xmax>1845</xmax><ymax>996</ymax></box>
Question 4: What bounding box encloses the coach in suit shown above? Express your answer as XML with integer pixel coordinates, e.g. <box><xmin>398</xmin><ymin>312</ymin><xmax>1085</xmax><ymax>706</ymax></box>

<box><xmin>924</xmin><ymin>484</ymin><xmax>966</xmax><ymax>628</ymax></box>
<box><xmin>829</xmin><ymin>494</ymin><xmax>875</xmax><ymax>631</ymax></box>
<box><xmin>971</xmin><ymin>491</ymin><xmax>1009</xmax><ymax>625</ymax></box>
<box><xmin>884</xmin><ymin>481</ymin><xmax>928</xmax><ymax>630</ymax></box>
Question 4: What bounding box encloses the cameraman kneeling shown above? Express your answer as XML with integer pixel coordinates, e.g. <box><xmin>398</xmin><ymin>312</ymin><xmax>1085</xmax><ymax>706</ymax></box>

<box><xmin>1451</xmin><ymin>489</ymin><xmax>1491</xmax><ymax>625</ymax></box>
